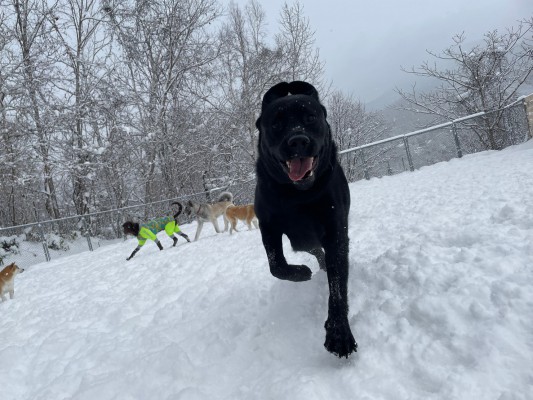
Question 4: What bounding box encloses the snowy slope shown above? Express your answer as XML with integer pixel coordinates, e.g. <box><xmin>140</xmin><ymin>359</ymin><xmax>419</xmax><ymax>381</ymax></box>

<box><xmin>1</xmin><ymin>141</ymin><xmax>533</xmax><ymax>400</ymax></box>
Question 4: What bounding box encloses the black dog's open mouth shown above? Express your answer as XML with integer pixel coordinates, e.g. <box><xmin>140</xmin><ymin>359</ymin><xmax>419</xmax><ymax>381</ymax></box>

<box><xmin>282</xmin><ymin>157</ymin><xmax>317</xmax><ymax>182</ymax></box>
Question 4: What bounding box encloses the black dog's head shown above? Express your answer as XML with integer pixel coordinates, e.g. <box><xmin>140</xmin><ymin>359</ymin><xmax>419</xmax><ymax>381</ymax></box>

<box><xmin>122</xmin><ymin>221</ymin><xmax>140</xmax><ymax>236</ymax></box>
<box><xmin>255</xmin><ymin>81</ymin><xmax>334</xmax><ymax>190</ymax></box>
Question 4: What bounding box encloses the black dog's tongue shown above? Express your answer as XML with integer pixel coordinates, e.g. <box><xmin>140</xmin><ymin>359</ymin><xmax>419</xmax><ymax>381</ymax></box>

<box><xmin>287</xmin><ymin>157</ymin><xmax>313</xmax><ymax>181</ymax></box>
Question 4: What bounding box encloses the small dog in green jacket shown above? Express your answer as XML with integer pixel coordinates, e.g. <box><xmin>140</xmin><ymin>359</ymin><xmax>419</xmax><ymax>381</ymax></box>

<box><xmin>123</xmin><ymin>204</ymin><xmax>191</xmax><ymax>260</ymax></box>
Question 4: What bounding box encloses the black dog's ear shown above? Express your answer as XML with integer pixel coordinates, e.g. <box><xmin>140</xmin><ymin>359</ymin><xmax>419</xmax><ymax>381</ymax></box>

<box><xmin>288</xmin><ymin>81</ymin><xmax>319</xmax><ymax>98</ymax></box>
<box><xmin>261</xmin><ymin>81</ymin><xmax>290</xmax><ymax>111</ymax></box>
<box><xmin>261</xmin><ymin>81</ymin><xmax>319</xmax><ymax>110</ymax></box>
<box><xmin>260</xmin><ymin>81</ymin><xmax>326</xmax><ymax>117</ymax></box>
<box><xmin>289</xmin><ymin>81</ymin><xmax>327</xmax><ymax>118</ymax></box>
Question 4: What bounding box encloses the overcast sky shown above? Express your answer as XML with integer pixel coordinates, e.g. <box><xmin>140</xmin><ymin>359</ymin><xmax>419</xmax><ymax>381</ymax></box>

<box><xmin>227</xmin><ymin>0</ymin><xmax>532</xmax><ymax>107</ymax></box>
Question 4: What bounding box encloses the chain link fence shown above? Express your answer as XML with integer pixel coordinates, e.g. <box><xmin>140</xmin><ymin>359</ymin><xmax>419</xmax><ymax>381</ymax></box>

<box><xmin>1</xmin><ymin>97</ymin><xmax>530</xmax><ymax>268</ymax></box>
<box><xmin>339</xmin><ymin>97</ymin><xmax>530</xmax><ymax>181</ymax></box>
<box><xmin>0</xmin><ymin>180</ymin><xmax>255</xmax><ymax>268</ymax></box>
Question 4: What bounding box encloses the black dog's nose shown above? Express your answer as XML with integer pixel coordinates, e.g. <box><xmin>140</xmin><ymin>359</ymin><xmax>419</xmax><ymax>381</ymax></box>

<box><xmin>287</xmin><ymin>134</ymin><xmax>311</xmax><ymax>154</ymax></box>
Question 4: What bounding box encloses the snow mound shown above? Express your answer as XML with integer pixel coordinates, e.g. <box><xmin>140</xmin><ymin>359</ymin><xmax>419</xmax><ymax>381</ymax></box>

<box><xmin>1</xmin><ymin>141</ymin><xmax>532</xmax><ymax>400</ymax></box>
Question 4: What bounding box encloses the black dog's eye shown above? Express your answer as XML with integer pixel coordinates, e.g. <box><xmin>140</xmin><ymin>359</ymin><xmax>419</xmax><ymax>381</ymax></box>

<box><xmin>304</xmin><ymin>114</ymin><xmax>317</xmax><ymax>124</ymax></box>
<box><xmin>271</xmin><ymin>114</ymin><xmax>284</xmax><ymax>131</ymax></box>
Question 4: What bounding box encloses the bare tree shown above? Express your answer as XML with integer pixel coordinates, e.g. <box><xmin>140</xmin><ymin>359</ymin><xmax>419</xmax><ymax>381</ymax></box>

<box><xmin>397</xmin><ymin>18</ymin><xmax>533</xmax><ymax>150</ymax></box>
<box><xmin>212</xmin><ymin>0</ymin><xmax>326</xmax><ymax>189</ymax></box>
<box><xmin>103</xmin><ymin>0</ymin><xmax>221</xmax><ymax>205</ymax></box>
<box><xmin>10</xmin><ymin>0</ymin><xmax>62</xmax><ymax>219</ymax></box>
<box><xmin>45</xmin><ymin>0</ymin><xmax>115</xmax><ymax>215</ymax></box>
<box><xmin>0</xmin><ymin>9</ymin><xmax>21</xmax><ymax>225</ymax></box>
<box><xmin>214</xmin><ymin>0</ymin><xmax>284</xmax><ymax>172</ymax></box>
<box><xmin>276</xmin><ymin>1</ymin><xmax>325</xmax><ymax>89</ymax></box>
<box><xmin>0</xmin><ymin>0</ymin><xmax>331</xmax><ymax>227</ymax></box>
<box><xmin>328</xmin><ymin>90</ymin><xmax>389</xmax><ymax>180</ymax></box>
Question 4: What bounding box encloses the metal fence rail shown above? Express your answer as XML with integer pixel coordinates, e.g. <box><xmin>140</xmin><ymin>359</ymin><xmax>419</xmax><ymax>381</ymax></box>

<box><xmin>1</xmin><ymin>97</ymin><xmax>530</xmax><ymax>268</ymax></box>
<box><xmin>338</xmin><ymin>97</ymin><xmax>529</xmax><ymax>181</ymax></box>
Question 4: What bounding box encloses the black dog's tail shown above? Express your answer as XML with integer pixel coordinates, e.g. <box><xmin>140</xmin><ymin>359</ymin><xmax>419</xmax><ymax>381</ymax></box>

<box><xmin>171</xmin><ymin>202</ymin><xmax>183</xmax><ymax>222</ymax></box>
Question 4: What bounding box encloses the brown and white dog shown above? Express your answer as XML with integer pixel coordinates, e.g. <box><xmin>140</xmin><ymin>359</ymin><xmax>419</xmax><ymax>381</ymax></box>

<box><xmin>0</xmin><ymin>262</ymin><xmax>24</xmax><ymax>302</ymax></box>
<box><xmin>225</xmin><ymin>204</ymin><xmax>259</xmax><ymax>234</ymax></box>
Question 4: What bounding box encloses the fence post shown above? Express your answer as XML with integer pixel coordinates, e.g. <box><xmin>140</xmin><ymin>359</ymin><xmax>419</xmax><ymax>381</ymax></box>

<box><xmin>81</xmin><ymin>216</ymin><xmax>93</xmax><ymax>252</ymax></box>
<box><xmin>451</xmin><ymin>123</ymin><xmax>463</xmax><ymax>158</ymax></box>
<box><xmin>360</xmin><ymin>149</ymin><xmax>370</xmax><ymax>180</ymax></box>
<box><xmin>37</xmin><ymin>223</ymin><xmax>51</xmax><ymax>262</ymax></box>
<box><xmin>118</xmin><ymin>210</ymin><xmax>125</xmax><ymax>240</ymax></box>
<box><xmin>402</xmin><ymin>136</ymin><xmax>415</xmax><ymax>172</ymax></box>
<box><xmin>523</xmin><ymin>95</ymin><xmax>533</xmax><ymax>141</ymax></box>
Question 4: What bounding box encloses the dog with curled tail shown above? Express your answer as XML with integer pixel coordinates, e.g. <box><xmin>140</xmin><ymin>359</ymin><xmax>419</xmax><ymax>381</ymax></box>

<box><xmin>179</xmin><ymin>192</ymin><xmax>234</xmax><ymax>241</ymax></box>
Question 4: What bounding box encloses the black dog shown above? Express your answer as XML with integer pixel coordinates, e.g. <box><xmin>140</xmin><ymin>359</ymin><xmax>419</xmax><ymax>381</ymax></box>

<box><xmin>254</xmin><ymin>81</ymin><xmax>357</xmax><ymax>358</ymax></box>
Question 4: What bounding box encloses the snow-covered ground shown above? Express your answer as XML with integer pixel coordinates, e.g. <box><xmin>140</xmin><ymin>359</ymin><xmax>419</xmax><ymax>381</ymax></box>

<box><xmin>1</xmin><ymin>141</ymin><xmax>533</xmax><ymax>400</ymax></box>
<box><xmin>0</xmin><ymin>233</ymin><xmax>123</xmax><ymax>268</ymax></box>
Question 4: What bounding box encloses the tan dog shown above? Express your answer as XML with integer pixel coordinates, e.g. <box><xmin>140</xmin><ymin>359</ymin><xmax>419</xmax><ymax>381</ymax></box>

<box><xmin>225</xmin><ymin>204</ymin><xmax>259</xmax><ymax>234</ymax></box>
<box><xmin>0</xmin><ymin>262</ymin><xmax>24</xmax><ymax>302</ymax></box>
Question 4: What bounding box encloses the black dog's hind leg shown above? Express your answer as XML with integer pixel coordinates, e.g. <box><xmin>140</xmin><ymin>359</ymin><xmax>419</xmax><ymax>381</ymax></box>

<box><xmin>308</xmin><ymin>248</ymin><xmax>326</xmax><ymax>271</ymax></box>
<box><xmin>260</xmin><ymin>223</ymin><xmax>312</xmax><ymax>282</ymax></box>
<box><xmin>178</xmin><ymin>232</ymin><xmax>191</xmax><ymax>243</ymax></box>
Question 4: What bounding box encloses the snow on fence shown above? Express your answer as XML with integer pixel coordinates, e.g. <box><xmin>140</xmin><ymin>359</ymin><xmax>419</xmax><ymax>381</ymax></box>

<box><xmin>1</xmin><ymin>97</ymin><xmax>531</xmax><ymax>268</ymax></box>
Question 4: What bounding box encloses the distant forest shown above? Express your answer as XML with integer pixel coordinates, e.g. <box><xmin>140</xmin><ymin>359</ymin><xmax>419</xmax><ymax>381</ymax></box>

<box><xmin>1</xmin><ymin>0</ymin><xmax>531</xmax><ymax>227</ymax></box>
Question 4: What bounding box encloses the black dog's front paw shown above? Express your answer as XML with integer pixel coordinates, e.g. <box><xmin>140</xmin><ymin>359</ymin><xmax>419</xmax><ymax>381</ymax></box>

<box><xmin>271</xmin><ymin>264</ymin><xmax>312</xmax><ymax>282</ymax></box>
<box><xmin>324</xmin><ymin>318</ymin><xmax>357</xmax><ymax>358</ymax></box>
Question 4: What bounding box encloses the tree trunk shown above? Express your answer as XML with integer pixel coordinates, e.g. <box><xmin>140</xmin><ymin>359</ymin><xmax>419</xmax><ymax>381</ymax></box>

<box><xmin>14</xmin><ymin>0</ymin><xmax>61</xmax><ymax>220</ymax></box>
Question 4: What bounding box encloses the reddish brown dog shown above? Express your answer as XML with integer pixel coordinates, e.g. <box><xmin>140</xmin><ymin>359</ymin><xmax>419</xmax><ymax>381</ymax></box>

<box><xmin>0</xmin><ymin>262</ymin><xmax>24</xmax><ymax>302</ymax></box>
<box><xmin>225</xmin><ymin>204</ymin><xmax>259</xmax><ymax>234</ymax></box>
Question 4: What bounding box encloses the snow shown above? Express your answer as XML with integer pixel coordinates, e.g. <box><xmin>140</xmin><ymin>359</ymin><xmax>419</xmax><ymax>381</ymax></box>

<box><xmin>2</xmin><ymin>141</ymin><xmax>533</xmax><ymax>400</ymax></box>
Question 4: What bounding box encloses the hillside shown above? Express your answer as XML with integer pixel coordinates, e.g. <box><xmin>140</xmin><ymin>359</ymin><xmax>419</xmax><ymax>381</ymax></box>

<box><xmin>1</xmin><ymin>140</ymin><xmax>532</xmax><ymax>400</ymax></box>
